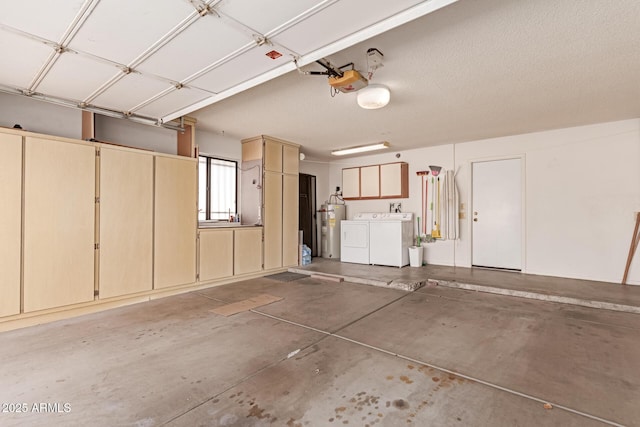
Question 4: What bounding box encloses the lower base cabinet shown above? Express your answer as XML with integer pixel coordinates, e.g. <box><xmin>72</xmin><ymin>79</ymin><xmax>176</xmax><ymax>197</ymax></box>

<box><xmin>234</xmin><ymin>228</ymin><xmax>263</xmax><ymax>275</ymax></box>
<box><xmin>199</xmin><ymin>229</ymin><xmax>234</xmax><ymax>281</ymax></box>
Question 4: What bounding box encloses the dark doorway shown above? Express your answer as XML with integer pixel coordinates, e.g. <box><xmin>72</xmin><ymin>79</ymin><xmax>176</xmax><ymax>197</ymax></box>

<box><xmin>299</xmin><ymin>173</ymin><xmax>317</xmax><ymax>256</ymax></box>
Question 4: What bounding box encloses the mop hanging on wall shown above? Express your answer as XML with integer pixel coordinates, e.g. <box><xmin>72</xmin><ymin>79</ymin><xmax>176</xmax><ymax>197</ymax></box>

<box><xmin>416</xmin><ymin>170</ymin><xmax>429</xmax><ymax>236</ymax></box>
<box><xmin>429</xmin><ymin>166</ymin><xmax>442</xmax><ymax>238</ymax></box>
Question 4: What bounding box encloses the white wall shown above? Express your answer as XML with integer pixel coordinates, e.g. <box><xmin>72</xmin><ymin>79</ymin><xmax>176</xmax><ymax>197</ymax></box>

<box><xmin>328</xmin><ymin>119</ymin><xmax>640</xmax><ymax>283</ymax></box>
<box><xmin>0</xmin><ymin>92</ymin><xmax>81</xmax><ymax>139</ymax></box>
<box><xmin>454</xmin><ymin>119</ymin><xmax>640</xmax><ymax>284</ymax></box>
<box><xmin>197</xmin><ymin>130</ymin><xmax>241</xmax><ymax>161</ymax></box>
<box><xmin>95</xmin><ymin>115</ymin><xmax>177</xmax><ymax>154</ymax></box>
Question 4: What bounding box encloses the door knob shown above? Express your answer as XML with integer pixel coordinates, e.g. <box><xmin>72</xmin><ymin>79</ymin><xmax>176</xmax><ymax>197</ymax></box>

<box><xmin>473</xmin><ymin>218</ymin><xmax>478</xmax><ymax>222</ymax></box>
<box><xmin>474</xmin><ymin>211</ymin><xmax>478</xmax><ymax>216</ymax></box>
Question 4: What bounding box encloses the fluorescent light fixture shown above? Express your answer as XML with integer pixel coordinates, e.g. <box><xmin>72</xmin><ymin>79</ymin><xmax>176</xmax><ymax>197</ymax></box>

<box><xmin>331</xmin><ymin>142</ymin><xmax>390</xmax><ymax>156</ymax></box>
<box><xmin>357</xmin><ymin>84</ymin><xmax>391</xmax><ymax>109</ymax></box>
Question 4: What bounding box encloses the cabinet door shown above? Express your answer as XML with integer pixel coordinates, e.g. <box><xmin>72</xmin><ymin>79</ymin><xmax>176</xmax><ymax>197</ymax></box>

<box><xmin>282</xmin><ymin>144</ymin><xmax>299</xmax><ymax>175</ymax></box>
<box><xmin>342</xmin><ymin>168</ymin><xmax>360</xmax><ymax>199</ymax></box>
<box><xmin>200</xmin><ymin>229</ymin><xmax>234</xmax><ymax>281</ymax></box>
<box><xmin>263</xmin><ymin>171</ymin><xmax>283</xmax><ymax>269</ymax></box>
<box><xmin>234</xmin><ymin>228</ymin><xmax>263</xmax><ymax>274</ymax></box>
<box><xmin>99</xmin><ymin>147</ymin><xmax>153</xmax><ymax>299</ymax></box>
<box><xmin>360</xmin><ymin>165</ymin><xmax>380</xmax><ymax>198</ymax></box>
<box><xmin>380</xmin><ymin>163</ymin><xmax>408</xmax><ymax>198</ymax></box>
<box><xmin>23</xmin><ymin>137</ymin><xmax>95</xmax><ymax>312</ymax></box>
<box><xmin>154</xmin><ymin>156</ymin><xmax>197</xmax><ymax>289</ymax></box>
<box><xmin>264</xmin><ymin>139</ymin><xmax>283</xmax><ymax>172</ymax></box>
<box><xmin>282</xmin><ymin>174</ymin><xmax>299</xmax><ymax>266</ymax></box>
<box><xmin>0</xmin><ymin>133</ymin><xmax>22</xmax><ymax>317</ymax></box>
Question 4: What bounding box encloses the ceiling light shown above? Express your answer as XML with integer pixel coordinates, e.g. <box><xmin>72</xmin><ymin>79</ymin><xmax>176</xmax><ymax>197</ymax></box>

<box><xmin>331</xmin><ymin>142</ymin><xmax>390</xmax><ymax>156</ymax></box>
<box><xmin>357</xmin><ymin>84</ymin><xmax>390</xmax><ymax>109</ymax></box>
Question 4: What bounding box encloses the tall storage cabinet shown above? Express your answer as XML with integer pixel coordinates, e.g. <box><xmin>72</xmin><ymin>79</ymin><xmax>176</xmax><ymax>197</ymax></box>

<box><xmin>264</xmin><ymin>171</ymin><xmax>283</xmax><ymax>269</ymax></box>
<box><xmin>23</xmin><ymin>137</ymin><xmax>96</xmax><ymax>312</ymax></box>
<box><xmin>0</xmin><ymin>133</ymin><xmax>22</xmax><ymax>317</ymax></box>
<box><xmin>99</xmin><ymin>146</ymin><xmax>154</xmax><ymax>298</ymax></box>
<box><xmin>242</xmin><ymin>136</ymin><xmax>300</xmax><ymax>270</ymax></box>
<box><xmin>154</xmin><ymin>155</ymin><xmax>197</xmax><ymax>289</ymax></box>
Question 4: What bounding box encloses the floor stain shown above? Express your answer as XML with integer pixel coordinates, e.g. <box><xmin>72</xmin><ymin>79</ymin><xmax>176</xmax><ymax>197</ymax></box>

<box><xmin>407</xmin><ymin>364</ymin><xmax>415</xmax><ymax>370</ymax></box>
<box><xmin>247</xmin><ymin>404</ymin><xmax>275</xmax><ymax>422</ymax></box>
<box><xmin>393</xmin><ymin>399</ymin><xmax>409</xmax><ymax>410</ymax></box>
<box><xmin>386</xmin><ymin>375</ymin><xmax>394</xmax><ymax>380</ymax></box>
<box><xmin>286</xmin><ymin>418</ymin><xmax>302</xmax><ymax>427</ymax></box>
<box><xmin>400</xmin><ymin>375</ymin><xmax>413</xmax><ymax>384</ymax></box>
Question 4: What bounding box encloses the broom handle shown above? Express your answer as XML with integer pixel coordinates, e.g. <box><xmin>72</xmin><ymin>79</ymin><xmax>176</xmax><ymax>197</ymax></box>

<box><xmin>622</xmin><ymin>212</ymin><xmax>640</xmax><ymax>285</ymax></box>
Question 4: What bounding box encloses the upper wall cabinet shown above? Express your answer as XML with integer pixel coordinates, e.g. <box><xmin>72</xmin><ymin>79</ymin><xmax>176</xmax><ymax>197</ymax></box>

<box><xmin>342</xmin><ymin>162</ymin><xmax>408</xmax><ymax>200</ymax></box>
<box><xmin>380</xmin><ymin>163</ymin><xmax>408</xmax><ymax>198</ymax></box>
<box><xmin>360</xmin><ymin>165</ymin><xmax>380</xmax><ymax>198</ymax></box>
<box><xmin>342</xmin><ymin>168</ymin><xmax>360</xmax><ymax>199</ymax></box>
<box><xmin>0</xmin><ymin>133</ymin><xmax>22</xmax><ymax>317</ymax></box>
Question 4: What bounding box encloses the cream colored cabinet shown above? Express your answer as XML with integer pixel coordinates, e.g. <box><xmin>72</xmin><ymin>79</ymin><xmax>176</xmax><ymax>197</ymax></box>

<box><xmin>263</xmin><ymin>171</ymin><xmax>283</xmax><ymax>269</ymax></box>
<box><xmin>154</xmin><ymin>156</ymin><xmax>197</xmax><ymax>289</ymax></box>
<box><xmin>342</xmin><ymin>162</ymin><xmax>408</xmax><ymax>200</ymax></box>
<box><xmin>380</xmin><ymin>162</ymin><xmax>409</xmax><ymax>198</ymax></box>
<box><xmin>23</xmin><ymin>137</ymin><xmax>96</xmax><ymax>312</ymax></box>
<box><xmin>360</xmin><ymin>165</ymin><xmax>380</xmax><ymax>198</ymax></box>
<box><xmin>98</xmin><ymin>146</ymin><xmax>153</xmax><ymax>299</ymax></box>
<box><xmin>283</xmin><ymin>144</ymin><xmax>299</xmax><ymax>175</ymax></box>
<box><xmin>264</xmin><ymin>139</ymin><xmax>283</xmax><ymax>172</ymax></box>
<box><xmin>199</xmin><ymin>229</ymin><xmax>234</xmax><ymax>281</ymax></box>
<box><xmin>0</xmin><ymin>133</ymin><xmax>22</xmax><ymax>317</ymax></box>
<box><xmin>234</xmin><ymin>228</ymin><xmax>263</xmax><ymax>274</ymax></box>
<box><xmin>342</xmin><ymin>168</ymin><xmax>360</xmax><ymax>199</ymax></box>
<box><xmin>282</xmin><ymin>174</ymin><xmax>299</xmax><ymax>266</ymax></box>
<box><xmin>241</xmin><ymin>135</ymin><xmax>299</xmax><ymax>271</ymax></box>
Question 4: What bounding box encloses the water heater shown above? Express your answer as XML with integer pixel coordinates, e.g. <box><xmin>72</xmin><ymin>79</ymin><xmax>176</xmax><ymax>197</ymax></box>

<box><xmin>319</xmin><ymin>203</ymin><xmax>346</xmax><ymax>259</ymax></box>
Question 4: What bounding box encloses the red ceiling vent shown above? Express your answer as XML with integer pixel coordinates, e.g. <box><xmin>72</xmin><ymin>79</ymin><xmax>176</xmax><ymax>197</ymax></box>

<box><xmin>265</xmin><ymin>50</ymin><xmax>282</xmax><ymax>60</ymax></box>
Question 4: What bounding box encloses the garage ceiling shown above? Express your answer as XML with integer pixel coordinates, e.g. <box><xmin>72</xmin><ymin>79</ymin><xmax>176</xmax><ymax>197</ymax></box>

<box><xmin>190</xmin><ymin>0</ymin><xmax>640</xmax><ymax>159</ymax></box>
<box><xmin>0</xmin><ymin>0</ymin><xmax>457</xmax><ymax>128</ymax></box>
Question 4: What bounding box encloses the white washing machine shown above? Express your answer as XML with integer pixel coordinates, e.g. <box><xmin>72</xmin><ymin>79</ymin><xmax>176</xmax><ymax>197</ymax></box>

<box><xmin>369</xmin><ymin>213</ymin><xmax>414</xmax><ymax>268</ymax></box>
<box><xmin>340</xmin><ymin>213</ymin><xmax>375</xmax><ymax>264</ymax></box>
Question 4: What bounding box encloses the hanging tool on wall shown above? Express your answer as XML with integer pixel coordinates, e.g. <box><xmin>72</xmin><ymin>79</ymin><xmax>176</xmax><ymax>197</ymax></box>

<box><xmin>429</xmin><ymin>166</ymin><xmax>442</xmax><ymax>239</ymax></box>
<box><xmin>416</xmin><ymin>170</ymin><xmax>430</xmax><ymax>235</ymax></box>
<box><xmin>622</xmin><ymin>212</ymin><xmax>640</xmax><ymax>285</ymax></box>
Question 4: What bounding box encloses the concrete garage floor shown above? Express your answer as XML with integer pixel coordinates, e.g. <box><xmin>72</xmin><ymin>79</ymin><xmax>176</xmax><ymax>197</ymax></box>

<box><xmin>1</xmin><ymin>269</ymin><xmax>640</xmax><ymax>426</ymax></box>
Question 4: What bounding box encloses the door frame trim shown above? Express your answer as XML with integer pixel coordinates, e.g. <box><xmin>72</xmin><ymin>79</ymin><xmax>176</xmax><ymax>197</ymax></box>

<box><xmin>469</xmin><ymin>154</ymin><xmax>526</xmax><ymax>272</ymax></box>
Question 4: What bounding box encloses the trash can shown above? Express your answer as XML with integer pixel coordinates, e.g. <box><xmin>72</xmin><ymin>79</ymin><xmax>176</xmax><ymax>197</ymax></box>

<box><xmin>409</xmin><ymin>246</ymin><xmax>424</xmax><ymax>267</ymax></box>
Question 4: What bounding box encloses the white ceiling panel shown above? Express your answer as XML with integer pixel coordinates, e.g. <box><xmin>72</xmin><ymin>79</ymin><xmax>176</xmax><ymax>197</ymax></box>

<box><xmin>217</xmin><ymin>0</ymin><xmax>327</xmax><ymax>35</ymax></box>
<box><xmin>190</xmin><ymin>45</ymin><xmax>292</xmax><ymax>93</ymax></box>
<box><xmin>136</xmin><ymin>14</ymin><xmax>253</xmax><ymax>82</ymax></box>
<box><xmin>273</xmin><ymin>0</ymin><xmax>424</xmax><ymax>54</ymax></box>
<box><xmin>92</xmin><ymin>73</ymin><xmax>173</xmax><ymax>113</ymax></box>
<box><xmin>0</xmin><ymin>0</ymin><xmax>85</xmax><ymax>42</ymax></box>
<box><xmin>36</xmin><ymin>53</ymin><xmax>120</xmax><ymax>101</ymax></box>
<box><xmin>0</xmin><ymin>30</ymin><xmax>52</xmax><ymax>89</ymax></box>
<box><xmin>135</xmin><ymin>86</ymin><xmax>211</xmax><ymax>118</ymax></box>
<box><xmin>69</xmin><ymin>0</ymin><xmax>195</xmax><ymax>65</ymax></box>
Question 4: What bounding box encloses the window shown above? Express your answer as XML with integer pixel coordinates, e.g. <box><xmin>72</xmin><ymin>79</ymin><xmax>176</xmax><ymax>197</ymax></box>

<box><xmin>198</xmin><ymin>156</ymin><xmax>237</xmax><ymax>221</ymax></box>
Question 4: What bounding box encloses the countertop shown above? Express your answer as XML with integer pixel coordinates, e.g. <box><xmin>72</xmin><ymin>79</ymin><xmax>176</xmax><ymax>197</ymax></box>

<box><xmin>198</xmin><ymin>222</ymin><xmax>262</xmax><ymax>230</ymax></box>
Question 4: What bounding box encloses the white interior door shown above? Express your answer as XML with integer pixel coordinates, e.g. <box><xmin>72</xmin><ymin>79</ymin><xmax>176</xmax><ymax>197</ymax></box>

<box><xmin>472</xmin><ymin>158</ymin><xmax>522</xmax><ymax>270</ymax></box>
